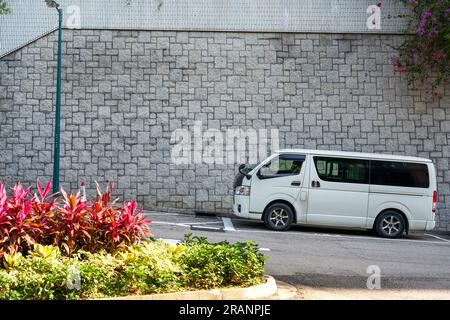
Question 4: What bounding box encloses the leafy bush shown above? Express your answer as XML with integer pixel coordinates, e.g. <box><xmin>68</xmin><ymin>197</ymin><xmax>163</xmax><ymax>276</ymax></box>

<box><xmin>0</xmin><ymin>238</ymin><xmax>266</xmax><ymax>300</ymax></box>
<box><xmin>0</xmin><ymin>0</ymin><xmax>11</xmax><ymax>15</ymax></box>
<box><xmin>0</xmin><ymin>181</ymin><xmax>55</xmax><ymax>258</ymax></box>
<box><xmin>0</xmin><ymin>180</ymin><xmax>151</xmax><ymax>257</ymax></box>
<box><xmin>180</xmin><ymin>234</ymin><xmax>266</xmax><ymax>289</ymax></box>
<box><xmin>88</xmin><ymin>183</ymin><xmax>150</xmax><ymax>253</ymax></box>
<box><xmin>393</xmin><ymin>0</ymin><xmax>450</xmax><ymax>93</ymax></box>
<box><xmin>0</xmin><ymin>181</ymin><xmax>266</xmax><ymax>299</ymax></box>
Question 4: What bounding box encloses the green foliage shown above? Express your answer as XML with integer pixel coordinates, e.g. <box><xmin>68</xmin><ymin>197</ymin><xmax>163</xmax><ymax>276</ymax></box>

<box><xmin>0</xmin><ymin>0</ymin><xmax>11</xmax><ymax>15</ymax></box>
<box><xmin>0</xmin><ymin>236</ymin><xmax>266</xmax><ymax>300</ymax></box>
<box><xmin>394</xmin><ymin>0</ymin><xmax>450</xmax><ymax>93</ymax></box>
<box><xmin>181</xmin><ymin>234</ymin><xmax>266</xmax><ymax>289</ymax></box>
<box><xmin>0</xmin><ymin>181</ymin><xmax>265</xmax><ymax>300</ymax></box>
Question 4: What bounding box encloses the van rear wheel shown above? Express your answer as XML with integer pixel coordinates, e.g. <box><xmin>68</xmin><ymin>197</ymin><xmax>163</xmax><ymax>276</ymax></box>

<box><xmin>375</xmin><ymin>211</ymin><xmax>406</xmax><ymax>238</ymax></box>
<box><xmin>263</xmin><ymin>203</ymin><xmax>294</xmax><ymax>231</ymax></box>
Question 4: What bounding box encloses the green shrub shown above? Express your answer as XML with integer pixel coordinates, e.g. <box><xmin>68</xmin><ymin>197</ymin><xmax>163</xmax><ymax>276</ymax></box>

<box><xmin>180</xmin><ymin>234</ymin><xmax>266</xmax><ymax>289</ymax></box>
<box><xmin>0</xmin><ymin>236</ymin><xmax>266</xmax><ymax>300</ymax></box>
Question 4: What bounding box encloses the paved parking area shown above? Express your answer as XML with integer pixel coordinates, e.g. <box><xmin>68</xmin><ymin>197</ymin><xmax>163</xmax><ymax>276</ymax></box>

<box><xmin>145</xmin><ymin>211</ymin><xmax>450</xmax><ymax>245</ymax></box>
<box><xmin>145</xmin><ymin>211</ymin><xmax>450</xmax><ymax>291</ymax></box>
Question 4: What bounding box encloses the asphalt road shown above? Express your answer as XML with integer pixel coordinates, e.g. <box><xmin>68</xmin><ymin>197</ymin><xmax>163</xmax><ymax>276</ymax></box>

<box><xmin>146</xmin><ymin>212</ymin><xmax>450</xmax><ymax>291</ymax></box>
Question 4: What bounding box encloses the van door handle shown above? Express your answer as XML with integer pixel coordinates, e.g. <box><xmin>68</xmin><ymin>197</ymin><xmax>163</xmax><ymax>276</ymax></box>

<box><xmin>311</xmin><ymin>180</ymin><xmax>321</xmax><ymax>188</ymax></box>
<box><xmin>291</xmin><ymin>181</ymin><xmax>301</xmax><ymax>186</ymax></box>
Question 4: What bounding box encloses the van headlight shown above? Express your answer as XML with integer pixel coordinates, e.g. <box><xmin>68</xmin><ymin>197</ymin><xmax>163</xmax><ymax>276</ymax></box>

<box><xmin>235</xmin><ymin>186</ymin><xmax>251</xmax><ymax>196</ymax></box>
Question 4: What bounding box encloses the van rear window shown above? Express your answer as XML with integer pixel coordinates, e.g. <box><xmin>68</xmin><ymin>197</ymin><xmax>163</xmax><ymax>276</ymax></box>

<box><xmin>370</xmin><ymin>161</ymin><xmax>429</xmax><ymax>188</ymax></box>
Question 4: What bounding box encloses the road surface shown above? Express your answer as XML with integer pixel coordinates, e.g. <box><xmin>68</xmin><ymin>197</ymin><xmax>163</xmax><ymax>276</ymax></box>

<box><xmin>145</xmin><ymin>212</ymin><xmax>450</xmax><ymax>298</ymax></box>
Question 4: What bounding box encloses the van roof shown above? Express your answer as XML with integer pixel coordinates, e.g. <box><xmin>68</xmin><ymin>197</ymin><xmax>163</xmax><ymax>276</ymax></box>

<box><xmin>276</xmin><ymin>149</ymin><xmax>432</xmax><ymax>163</ymax></box>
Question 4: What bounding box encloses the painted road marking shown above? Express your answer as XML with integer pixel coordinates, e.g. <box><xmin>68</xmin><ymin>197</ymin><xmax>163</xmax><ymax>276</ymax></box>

<box><xmin>160</xmin><ymin>238</ymin><xmax>181</xmax><ymax>245</ymax></box>
<box><xmin>187</xmin><ymin>221</ymin><xmax>223</xmax><ymax>225</ymax></box>
<box><xmin>222</xmin><ymin>217</ymin><xmax>236</xmax><ymax>231</ymax></box>
<box><xmin>151</xmin><ymin>221</ymin><xmax>190</xmax><ymax>227</ymax></box>
<box><xmin>190</xmin><ymin>225</ymin><xmax>224</xmax><ymax>232</ymax></box>
<box><xmin>149</xmin><ymin>216</ymin><xmax>449</xmax><ymax>246</ymax></box>
<box><xmin>159</xmin><ymin>238</ymin><xmax>270</xmax><ymax>252</ymax></box>
<box><xmin>145</xmin><ymin>213</ymin><xmax>185</xmax><ymax>216</ymax></box>
<box><xmin>228</xmin><ymin>227</ymin><xmax>450</xmax><ymax>246</ymax></box>
<box><xmin>150</xmin><ymin>220</ymin><xmax>222</xmax><ymax>227</ymax></box>
<box><xmin>161</xmin><ymin>238</ymin><xmax>269</xmax><ymax>251</ymax></box>
<box><xmin>424</xmin><ymin>233</ymin><xmax>450</xmax><ymax>243</ymax></box>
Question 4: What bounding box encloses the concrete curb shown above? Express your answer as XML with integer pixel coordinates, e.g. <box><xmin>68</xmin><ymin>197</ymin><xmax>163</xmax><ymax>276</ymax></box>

<box><xmin>272</xmin><ymin>280</ymin><xmax>301</xmax><ymax>300</ymax></box>
<box><xmin>103</xmin><ymin>276</ymin><xmax>277</xmax><ymax>300</ymax></box>
<box><xmin>297</xmin><ymin>285</ymin><xmax>450</xmax><ymax>300</ymax></box>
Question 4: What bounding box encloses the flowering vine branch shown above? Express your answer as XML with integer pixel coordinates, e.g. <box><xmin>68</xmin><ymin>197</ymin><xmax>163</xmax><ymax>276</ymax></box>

<box><xmin>392</xmin><ymin>0</ymin><xmax>450</xmax><ymax>95</ymax></box>
<box><xmin>0</xmin><ymin>0</ymin><xmax>11</xmax><ymax>14</ymax></box>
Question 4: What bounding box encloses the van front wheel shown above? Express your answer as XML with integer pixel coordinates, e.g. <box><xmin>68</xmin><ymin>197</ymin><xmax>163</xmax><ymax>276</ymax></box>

<box><xmin>263</xmin><ymin>203</ymin><xmax>294</xmax><ymax>231</ymax></box>
<box><xmin>375</xmin><ymin>211</ymin><xmax>406</xmax><ymax>238</ymax></box>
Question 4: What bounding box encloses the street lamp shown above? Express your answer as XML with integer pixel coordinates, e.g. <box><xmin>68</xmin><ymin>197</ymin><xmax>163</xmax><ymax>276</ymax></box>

<box><xmin>45</xmin><ymin>0</ymin><xmax>63</xmax><ymax>194</ymax></box>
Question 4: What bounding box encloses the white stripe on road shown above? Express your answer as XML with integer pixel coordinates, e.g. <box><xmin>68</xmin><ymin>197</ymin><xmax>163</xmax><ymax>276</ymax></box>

<box><xmin>160</xmin><ymin>238</ymin><xmax>270</xmax><ymax>252</ymax></box>
<box><xmin>222</xmin><ymin>217</ymin><xmax>236</xmax><ymax>231</ymax></box>
<box><xmin>159</xmin><ymin>238</ymin><xmax>181</xmax><ymax>245</ymax></box>
<box><xmin>424</xmin><ymin>233</ymin><xmax>450</xmax><ymax>243</ymax></box>
<box><xmin>151</xmin><ymin>221</ymin><xmax>223</xmax><ymax>227</ymax></box>
<box><xmin>228</xmin><ymin>228</ymin><xmax>450</xmax><ymax>245</ymax></box>
<box><xmin>144</xmin><ymin>212</ymin><xmax>187</xmax><ymax>216</ymax></box>
<box><xmin>151</xmin><ymin>221</ymin><xmax>190</xmax><ymax>227</ymax></box>
<box><xmin>187</xmin><ymin>221</ymin><xmax>223</xmax><ymax>225</ymax></box>
<box><xmin>150</xmin><ymin>218</ymin><xmax>449</xmax><ymax>246</ymax></box>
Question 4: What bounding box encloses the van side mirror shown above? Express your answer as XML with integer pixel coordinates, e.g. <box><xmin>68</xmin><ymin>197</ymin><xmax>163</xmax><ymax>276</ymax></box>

<box><xmin>257</xmin><ymin>166</ymin><xmax>272</xmax><ymax>179</ymax></box>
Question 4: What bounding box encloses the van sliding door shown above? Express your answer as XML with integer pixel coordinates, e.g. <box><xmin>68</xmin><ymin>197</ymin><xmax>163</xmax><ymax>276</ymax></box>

<box><xmin>307</xmin><ymin>156</ymin><xmax>369</xmax><ymax>228</ymax></box>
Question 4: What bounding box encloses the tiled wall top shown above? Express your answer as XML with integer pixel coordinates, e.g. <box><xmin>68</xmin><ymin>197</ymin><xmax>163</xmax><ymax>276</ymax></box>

<box><xmin>0</xmin><ymin>0</ymin><xmax>410</xmax><ymax>58</ymax></box>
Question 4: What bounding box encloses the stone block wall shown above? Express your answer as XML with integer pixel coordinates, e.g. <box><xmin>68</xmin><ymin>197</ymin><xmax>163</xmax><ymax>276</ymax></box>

<box><xmin>0</xmin><ymin>30</ymin><xmax>449</xmax><ymax>230</ymax></box>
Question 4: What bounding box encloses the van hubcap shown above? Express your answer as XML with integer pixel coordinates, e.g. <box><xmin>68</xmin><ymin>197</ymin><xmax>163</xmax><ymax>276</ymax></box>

<box><xmin>382</xmin><ymin>216</ymin><xmax>400</xmax><ymax>235</ymax></box>
<box><xmin>270</xmin><ymin>209</ymin><xmax>289</xmax><ymax>227</ymax></box>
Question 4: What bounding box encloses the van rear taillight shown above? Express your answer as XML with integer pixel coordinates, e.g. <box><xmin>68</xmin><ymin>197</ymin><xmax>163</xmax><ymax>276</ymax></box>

<box><xmin>432</xmin><ymin>191</ymin><xmax>438</xmax><ymax>213</ymax></box>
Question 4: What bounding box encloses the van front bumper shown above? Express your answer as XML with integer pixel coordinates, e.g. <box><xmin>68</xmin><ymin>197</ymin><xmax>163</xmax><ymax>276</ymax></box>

<box><xmin>233</xmin><ymin>195</ymin><xmax>250</xmax><ymax>218</ymax></box>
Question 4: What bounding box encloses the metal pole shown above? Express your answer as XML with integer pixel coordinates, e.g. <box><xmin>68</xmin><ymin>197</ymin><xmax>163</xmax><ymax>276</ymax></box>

<box><xmin>52</xmin><ymin>8</ymin><xmax>63</xmax><ymax>194</ymax></box>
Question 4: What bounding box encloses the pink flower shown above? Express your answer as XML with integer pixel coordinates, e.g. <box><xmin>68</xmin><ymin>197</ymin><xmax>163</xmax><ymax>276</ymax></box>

<box><xmin>428</xmin><ymin>28</ymin><xmax>438</xmax><ymax>38</ymax></box>
<box><xmin>389</xmin><ymin>56</ymin><xmax>407</xmax><ymax>73</ymax></box>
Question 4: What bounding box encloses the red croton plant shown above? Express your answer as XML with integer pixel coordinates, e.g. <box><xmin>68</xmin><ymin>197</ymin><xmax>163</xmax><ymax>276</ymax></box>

<box><xmin>0</xmin><ymin>180</ymin><xmax>151</xmax><ymax>257</ymax></box>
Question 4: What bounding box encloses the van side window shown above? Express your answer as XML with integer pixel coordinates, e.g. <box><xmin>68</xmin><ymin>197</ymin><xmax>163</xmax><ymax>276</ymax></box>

<box><xmin>370</xmin><ymin>160</ymin><xmax>429</xmax><ymax>188</ymax></box>
<box><xmin>259</xmin><ymin>154</ymin><xmax>305</xmax><ymax>178</ymax></box>
<box><xmin>314</xmin><ymin>157</ymin><xmax>369</xmax><ymax>184</ymax></box>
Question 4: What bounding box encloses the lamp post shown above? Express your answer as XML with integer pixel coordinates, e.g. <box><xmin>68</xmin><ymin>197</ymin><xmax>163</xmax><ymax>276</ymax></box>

<box><xmin>45</xmin><ymin>0</ymin><xmax>63</xmax><ymax>194</ymax></box>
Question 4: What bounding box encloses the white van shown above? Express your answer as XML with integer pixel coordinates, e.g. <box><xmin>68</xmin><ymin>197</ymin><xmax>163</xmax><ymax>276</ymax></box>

<box><xmin>233</xmin><ymin>149</ymin><xmax>437</xmax><ymax>238</ymax></box>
